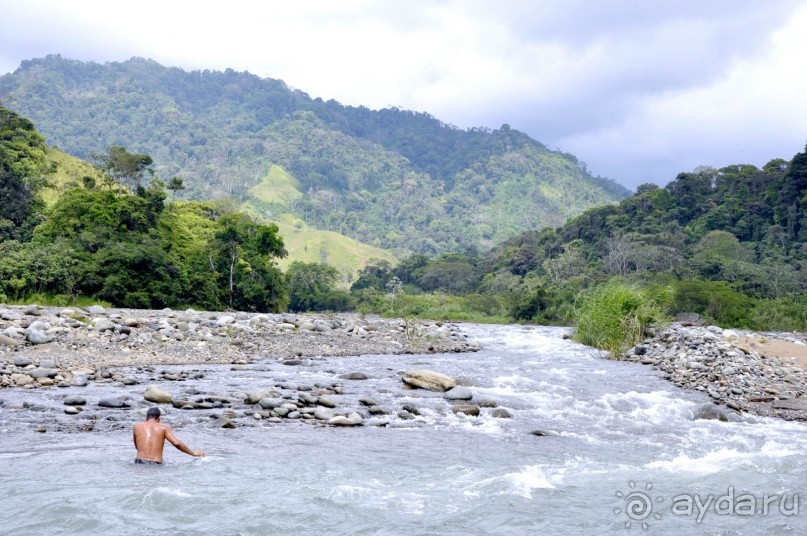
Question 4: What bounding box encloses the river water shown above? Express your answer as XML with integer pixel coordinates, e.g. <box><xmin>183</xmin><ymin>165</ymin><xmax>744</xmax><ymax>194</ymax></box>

<box><xmin>1</xmin><ymin>324</ymin><xmax>806</xmax><ymax>535</ymax></box>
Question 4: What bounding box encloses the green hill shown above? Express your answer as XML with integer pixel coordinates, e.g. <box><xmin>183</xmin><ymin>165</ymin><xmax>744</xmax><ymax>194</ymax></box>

<box><xmin>39</xmin><ymin>146</ymin><xmax>104</xmax><ymax>206</ymax></box>
<box><xmin>0</xmin><ymin>55</ymin><xmax>630</xmax><ymax>255</ymax></box>
<box><xmin>241</xmin><ymin>165</ymin><xmax>396</xmax><ymax>286</ymax></box>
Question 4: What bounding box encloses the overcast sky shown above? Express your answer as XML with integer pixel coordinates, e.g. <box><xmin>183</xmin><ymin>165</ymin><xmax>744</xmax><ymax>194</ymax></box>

<box><xmin>2</xmin><ymin>0</ymin><xmax>806</xmax><ymax>189</ymax></box>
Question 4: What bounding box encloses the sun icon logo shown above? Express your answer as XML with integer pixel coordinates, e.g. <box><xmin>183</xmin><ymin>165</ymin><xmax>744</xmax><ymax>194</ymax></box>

<box><xmin>614</xmin><ymin>481</ymin><xmax>664</xmax><ymax>529</ymax></box>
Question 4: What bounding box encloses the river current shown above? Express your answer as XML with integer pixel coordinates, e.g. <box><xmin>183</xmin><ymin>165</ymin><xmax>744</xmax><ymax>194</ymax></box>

<box><xmin>1</xmin><ymin>324</ymin><xmax>806</xmax><ymax>535</ymax></box>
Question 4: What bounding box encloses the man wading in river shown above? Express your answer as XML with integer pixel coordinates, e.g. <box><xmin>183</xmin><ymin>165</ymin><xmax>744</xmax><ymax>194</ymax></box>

<box><xmin>133</xmin><ymin>407</ymin><xmax>205</xmax><ymax>464</ymax></box>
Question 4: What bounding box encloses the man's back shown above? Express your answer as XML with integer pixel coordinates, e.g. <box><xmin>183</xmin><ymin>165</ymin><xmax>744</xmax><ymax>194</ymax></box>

<box><xmin>133</xmin><ymin>420</ymin><xmax>168</xmax><ymax>463</ymax></box>
<box><xmin>133</xmin><ymin>411</ymin><xmax>204</xmax><ymax>464</ymax></box>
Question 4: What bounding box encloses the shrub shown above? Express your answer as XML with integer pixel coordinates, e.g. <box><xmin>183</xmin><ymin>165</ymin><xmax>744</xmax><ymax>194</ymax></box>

<box><xmin>670</xmin><ymin>279</ymin><xmax>753</xmax><ymax>327</ymax></box>
<box><xmin>573</xmin><ymin>280</ymin><xmax>667</xmax><ymax>356</ymax></box>
<box><xmin>750</xmin><ymin>297</ymin><xmax>807</xmax><ymax>331</ymax></box>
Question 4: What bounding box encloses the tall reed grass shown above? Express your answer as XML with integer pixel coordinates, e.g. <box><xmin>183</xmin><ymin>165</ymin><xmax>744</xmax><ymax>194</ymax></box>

<box><xmin>573</xmin><ymin>281</ymin><xmax>667</xmax><ymax>356</ymax></box>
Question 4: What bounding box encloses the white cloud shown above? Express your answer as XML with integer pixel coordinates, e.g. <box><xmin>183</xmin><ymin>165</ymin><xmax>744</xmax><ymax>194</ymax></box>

<box><xmin>559</xmin><ymin>2</ymin><xmax>807</xmax><ymax>186</ymax></box>
<box><xmin>1</xmin><ymin>0</ymin><xmax>806</xmax><ymax>188</ymax></box>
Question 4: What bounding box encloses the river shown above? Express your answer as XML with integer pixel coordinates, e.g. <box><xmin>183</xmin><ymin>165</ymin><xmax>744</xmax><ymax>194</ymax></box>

<box><xmin>1</xmin><ymin>324</ymin><xmax>805</xmax><ymax>535</ymax></box>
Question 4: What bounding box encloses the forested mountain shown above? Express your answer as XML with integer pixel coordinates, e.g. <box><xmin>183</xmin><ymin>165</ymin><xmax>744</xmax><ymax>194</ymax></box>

<box><xmin>0</xmin><ymin>55</ymin><xmax>629</xmax><ymax>255</ymax></box>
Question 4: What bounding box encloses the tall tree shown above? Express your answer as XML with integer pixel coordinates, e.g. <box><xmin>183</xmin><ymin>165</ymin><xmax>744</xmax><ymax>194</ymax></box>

<box><xmin>287</xmin><ymin>261</ymin><xmax>340</xmax><ymax>311</ymax></box>
<box><xmin>91</xmin><ymin>146</ymin><xmax>153</xmax><ymax>193</ymax></box>
<box><xmin>212</xmin><ymin>213</ymin><xmax>287</xmax><ymax>311</ymax></box>
<box><xmin>167</xmin><ymin>176</ymin><xmax>185</xmax><ymax>200</ymax></box>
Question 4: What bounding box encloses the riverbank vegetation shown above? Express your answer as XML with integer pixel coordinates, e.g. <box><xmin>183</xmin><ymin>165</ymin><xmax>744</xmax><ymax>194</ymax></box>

<box><xmin>345</xmin><ymin>147</ymin><xmax>807</xmax><ymax>339</ymax></box>
<box><xmin>1</xmin><ymin>104</ymin><xmax>805</xmax><ymax>350</ymax></box>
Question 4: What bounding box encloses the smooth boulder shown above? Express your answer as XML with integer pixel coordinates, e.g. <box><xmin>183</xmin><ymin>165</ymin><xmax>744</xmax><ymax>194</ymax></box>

<box><xmin>64</xmin><ymin>396</ymin><xmax>87</xmax><ymax>406</ymax></box>
<box><xmin>144</xmin><ymin>385</ymin><xmax>173</xmax><ymax>404</ymax></box>
<box><xmin>98</xmin><ymin>398</ymin><xmax>130</xmax><ymax>408</ymax></box>
<box><xmin>402</xmin><ymin>370</ymin><xmax>457</xmax><ymax>392</ymax></box>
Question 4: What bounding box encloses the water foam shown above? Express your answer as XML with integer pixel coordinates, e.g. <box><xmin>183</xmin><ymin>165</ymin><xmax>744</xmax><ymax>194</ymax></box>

<box><xmin>467</xmin><ymin>465</ymin><xmax>557</xmax><ymax>500</ymax></box>
<box><xmin>502</xmin><ymin>465</ymin><xmax>556</xmax><ymax>498</ymax></box>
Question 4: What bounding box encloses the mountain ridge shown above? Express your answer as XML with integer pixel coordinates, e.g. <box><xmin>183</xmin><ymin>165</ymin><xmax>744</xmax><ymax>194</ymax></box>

<box><xmin>0</xmin><ymin>54</ymin><xmax>630</xmax><ymax>255</ymax></box>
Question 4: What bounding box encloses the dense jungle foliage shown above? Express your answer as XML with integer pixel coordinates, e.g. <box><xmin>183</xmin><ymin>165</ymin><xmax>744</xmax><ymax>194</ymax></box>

<box><xmin>350</xmin><ymin>150</ymin><xmax>807</xmax><ymax>331</ymax></box>
<box><xmin>0</xmin><ymin>55</ymin><xmax>628</xmax><ymax>255</ymax></box>
<box><xmin>0</xmin><ymin>107</ymin><xmax>288</xmax><ymax>311</ymax></box>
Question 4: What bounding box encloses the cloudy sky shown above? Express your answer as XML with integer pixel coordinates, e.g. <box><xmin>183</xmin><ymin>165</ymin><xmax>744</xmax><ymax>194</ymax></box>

<box><xmin>2</xmin><ymin>0</ymin><xmax>806</xmax><ymax>189</ymax></box>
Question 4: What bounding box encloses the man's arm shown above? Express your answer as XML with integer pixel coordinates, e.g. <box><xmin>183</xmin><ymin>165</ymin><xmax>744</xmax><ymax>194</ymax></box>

<box><xmin>164</xmin><ymin>425</ymin><xmax>204</xmax><ymax>457</ymax></box>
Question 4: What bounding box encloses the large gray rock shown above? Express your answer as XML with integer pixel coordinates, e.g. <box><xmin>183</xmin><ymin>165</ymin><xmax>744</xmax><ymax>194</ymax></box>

<box><xmin>246</xmin><ymin>389</ymin><xmax>279</xmax><ymax>404</ymax></box>
<box><xmin>144</xmin><ymin>385</ymin><xmax>173</xmax><ymax>404</ymax></box>
<box><xmin>22</xmin><ymin>304</ymin><xmax>42</xmax><ymax>316</ymax></box>
<box><xmin>314</xmin><ymin>407</ymin><xmax>336</xmax><ymax>420</ymax></box>
<box><xmin>443</xmin><ymin>386</ymin><xmax>473</xmax><ymax>400</ymax></box>
<box><xmin>402</xmin><ymin>370</ymin><xmax>457</xmax><ymax>392</ymax></box>
<box><xmin>28</xmin><ymin>367</ymin><xmax>58</xmax><ymax>379</ymax></box>
<box><xmin>675</xmin><ymin>312</ymin><xmax>703</xmax><ymax>326</ymax></box>
<box><xmin>25</xmin><ymin>329</ymin><xmax>53</xmax><ymax>345</ymax></box>
<box><xmin>317</xmin><ymin>396</ymin><xmax>336</xmax><ymax>408</ymax></box>
<box><xmin>87</xmin><ymin>305</ymin><xmax>106</xmax><ymax>315</ymax></box>
<box><xmin>92</xmin><ymin>319</ymin><xmax>116</xmax><ymax>332</ymax></box>
<box><xmin>98</xmin><ymin>398</ymin><xmax>130</xmax><ymax>408</ymax></box>
<box><xmin>258</xmin><ymin>397</ymin><xmax>284</xmax><ymax>410</ymax></box>
<box><xmin>64</xmin><ymin>396</ymin><xmax>87</xmax><ymax>406</ymax></box>
<box><xmin>13</xmin><ymin>356</ymin><xmax>32</xmax><ymax>367</ymax></box>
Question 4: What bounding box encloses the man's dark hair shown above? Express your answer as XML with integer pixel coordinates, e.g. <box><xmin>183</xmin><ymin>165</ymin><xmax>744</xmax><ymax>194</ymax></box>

<box><xmin>146</xmin><ymin>407</ymin><xmax>162</xmax><ymax>420</ymax></box>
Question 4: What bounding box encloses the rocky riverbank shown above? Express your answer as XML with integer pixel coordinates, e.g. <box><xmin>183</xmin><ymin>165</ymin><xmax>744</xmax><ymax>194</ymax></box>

<box><xmin>0</xmin><ymin>304</ymin><xmax>485</xmax><ymax>432</ymax></box>
<box><xmin>619</xmin><ymin>322</ymin><xmax>807</xmax><ymax>421</ymax></box>
<box><xmin>0</xmin><ymin>304</ymin><xmax>477</xmax><ymax>376</ymax></box>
